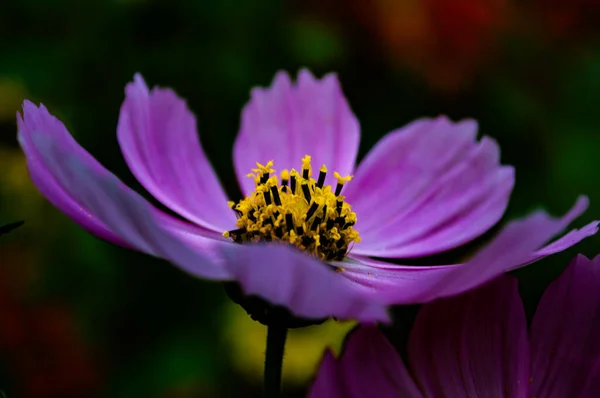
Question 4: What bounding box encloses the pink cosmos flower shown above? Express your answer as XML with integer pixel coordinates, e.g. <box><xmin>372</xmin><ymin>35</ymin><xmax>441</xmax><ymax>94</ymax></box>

<box><xmin>310</xmin><ymin>254</ymin><xmax>600</xmax><ymax>397</ymax></box>
<box><xmin>17</xmin><ymin>71</ymin><xmax>597</xmax><ymax>324</ymax></box>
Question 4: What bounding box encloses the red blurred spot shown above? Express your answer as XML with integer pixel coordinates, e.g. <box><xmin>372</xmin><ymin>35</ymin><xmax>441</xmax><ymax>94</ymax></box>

<box><xmin>0</xmin><ymin>247</ymin><xmax>100</xmax><ymax>398</ymax></box>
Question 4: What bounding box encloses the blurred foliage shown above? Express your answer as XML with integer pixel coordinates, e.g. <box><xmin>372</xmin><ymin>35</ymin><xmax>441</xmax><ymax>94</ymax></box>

<box><xmin>1</xmin><ymin>0</ymin><xmax>600</xmax><ymax>396</ymax></box>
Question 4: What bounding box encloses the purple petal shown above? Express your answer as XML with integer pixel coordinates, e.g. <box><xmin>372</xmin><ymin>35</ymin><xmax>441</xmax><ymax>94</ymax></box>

<box><xmin>308</xmin><ymin>351</ymin><xmax>347</xmax><ymax>398</ymax></box>
<box><xmin>220</xmin><ymin>243</ymin><xmax>389</xmax><ymax>322</ymax></box>
<box><xmin>408</xmin><ymin>277</ymin><xmax>530</xmax><ymax>397</ymax></box>
<box><xmin>18</xmin><ymin>102</ymin><xmax>128</xmax><ymax>247</ymax></box>
<box><xmin>309</xmin><ymin>326</ymin><xmax>422</xmax><ymax>398</ymax></box>
<box><xmin>530</xmin><ymin>254</ymin><xmax>600</xmax><ymax>397</ymax></box>
<box><xmin>18</xmin><ymin>101</ymin><xmax>230</xmax><ymax>280</ymax></box>
<box><xmin>345</xmin><ymin>116</ymin><xmax>514</xmax><ymax>258</ymax></box>
<box><xmin>339</xmin><ymin>197</ymin><xmax>595</xmax><ymax>304</ymax></box>
<box><xmin>117</xmin><ymin>74</ymin><xmax>235</xmax><ymax>232</ymax></box>
<box><xmin>233</xmin><ymin>69</ymin><xmax>359</xmax><ymax>196</ymax></box>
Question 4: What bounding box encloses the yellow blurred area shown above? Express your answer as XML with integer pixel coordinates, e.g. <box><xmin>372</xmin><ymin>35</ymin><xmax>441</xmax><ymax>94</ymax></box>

<box><xmin>0</xmin><ymin>146</ymin><xmax>46</xmax><ymax>220</ymax></box>
<box><xmin>0</xmin><ymin>77</ymin><xmax>27</xmax><ymax>121</ymax></box>
<box><xmin>221</xmin><ymin>301</ymin><xmax>355</xmax><ymax>385</ymax></box>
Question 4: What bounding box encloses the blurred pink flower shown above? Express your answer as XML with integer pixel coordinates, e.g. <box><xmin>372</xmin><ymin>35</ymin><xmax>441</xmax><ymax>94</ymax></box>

<box><xmin>18</xmin><ymin>70</ymin><xmax>596</xmax><ymax>323</ymax></box>
<box><xmin>310</xmin><ymin>254</ymin><xmax>600</xmax><ymax>397</ymax></box>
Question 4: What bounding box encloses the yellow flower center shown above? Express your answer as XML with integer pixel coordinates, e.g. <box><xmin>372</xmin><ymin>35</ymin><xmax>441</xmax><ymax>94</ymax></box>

<box><xmin>223</xmin><ymin>155</ymin><xmax>361</xmax><ymax>261</ymax></box>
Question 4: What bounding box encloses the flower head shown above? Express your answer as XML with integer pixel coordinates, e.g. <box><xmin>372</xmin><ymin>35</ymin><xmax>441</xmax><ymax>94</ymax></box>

<box><xmin>225</xmin><ymin>156</ymin><xmax>359</xmax><ymax>261</ymax></box>
<box><xmin>310</xmin><ymin>254</ymin><xmax>600</xmax><ymax>397</ymax></box>
<box><xmin>17</xmin><ymin>70</ymin><xmax>597</xmax><ymax>324</ymax></box>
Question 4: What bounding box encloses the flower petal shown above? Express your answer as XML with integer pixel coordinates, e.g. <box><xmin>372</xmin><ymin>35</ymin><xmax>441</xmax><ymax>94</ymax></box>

<box><xmin>408</xmin><ymin>276</ymin><xmax>529</xmax><ymax>397</ymax></box>
<box><xmin>220</xmin><ymin>243</ymin><xmax>388</xmax><ymax>322</ymax></box>
<box><xmin>308</xmin><ymin>351</ymin><xmax>347</xmax><ymax>398</ymax></box>
<box><xmin>309</xmin><ymin>326</ymin><xmax>422</xmax><ymax>398</ymax></box>
<box><xmin>117</xmin><ymin>74</ymin><xmax>235</xmax><ymax>232</ymax></box>
<box><xmin>340</xmin><ymin>197</ymin><xmax>596</xmax><ymax>304</ymax></box>
<box><xmin>18</xmin><ymin>101</ymin><xmax>230</xmax><ymax>280</ymax></box>
<box><xmin>345</xmin><ymin>116</ymin><xmax>514</xmax><ymax>258</ymax></box>
<box><xmin>234</xmin><ymin>69</ymin><xmax>360</xmax><ymax>196</ymax></box>
<box><xmin>530</xmin><ymin>254</ymin><xmax>600</xmax><ymax>397</ymax></box>
<box><xmin>18</xmin><ymin>101</ymin><xmax>127</xmax><ymax>246</ymax></box>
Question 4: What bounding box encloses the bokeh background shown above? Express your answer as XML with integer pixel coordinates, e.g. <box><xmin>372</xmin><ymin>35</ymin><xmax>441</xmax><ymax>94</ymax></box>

<box><xmin>1</xmin><ymin>0</ymin><xmax>600</xmax><ymax>396</ymax></box>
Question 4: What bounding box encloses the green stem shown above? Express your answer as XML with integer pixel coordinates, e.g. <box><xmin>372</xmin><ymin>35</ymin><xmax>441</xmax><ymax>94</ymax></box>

<box><xmin>264</xmin><ymin>325</ymin><xmax>288</xmax><ymax>398</ymax></box>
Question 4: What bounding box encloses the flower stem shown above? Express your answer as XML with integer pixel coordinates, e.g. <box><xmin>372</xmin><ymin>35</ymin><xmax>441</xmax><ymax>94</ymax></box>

<box><xmin>264</xmin><ymin>325</ymin><xmax>288</xmax><ymax>398</ymax></box>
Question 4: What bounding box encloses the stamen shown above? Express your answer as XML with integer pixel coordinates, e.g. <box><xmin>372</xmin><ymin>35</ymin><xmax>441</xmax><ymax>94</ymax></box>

<box><xmin>305</xmin><ymin>202</ymin><xmax>319</xmax><ymax>221</ymax></box>
<box><xmin>281</xmin><ymin>169</ymin><xmax>289</xmax><ymax>186</ymax></box>
<box><xmin>281</xmin><ymin>169</ymin><xmax>289</xmax><ymax>192</ymax></box>
<box><xmin>260</xmin><ymin>173</ymin><xmax>269</xmax><ymax>184</ymax></box>
<box><xmin>270</xmin><ymin>186</ymin><xmax>282</xmax><ymax>206</ymax></box>
<box><xmin>334</xmin><ymin>172</ymin><xmax>352</xmax><ymax>196</ymax></box>
<box><xmin>290</xmin><ymin>172</ymin><xmax>297</xmax><ymax>194</ymax></box>
<box><xmin>311</xmin><ymin>216</ymin><xmax>321</xmax><ymax>231</ymax></box>
<box><xmin>317</xmin><ymin>165</ymin><xmax>327</xmax><ymax>188</ymax></box>
<box><xmin>226</xmin><ymin>157</ymin><xmax>360</xmax><ymax>261</ymax></box>
<box><xmin>301</xmin><ymin>184</ymin><xmax>312</xmax><ymax>203</ymax></box>
<box><xmin>274</xmin><ymin>227</ymin><xmax>284</xmax><ymax>238</ymax></box>
<box><xmin>263</xmin><ymin>190</ymin><xmax>272</xmax><ymax>206</ymax></box>
<box><xmin>285</xmin><ymin>213</ymin><xmax>294</xmax><ymax>231</ymax></box>
<box><xmin>302</xmin><ymin>155</ymin><xmax>312</xmax><ymax>179</ymax></box>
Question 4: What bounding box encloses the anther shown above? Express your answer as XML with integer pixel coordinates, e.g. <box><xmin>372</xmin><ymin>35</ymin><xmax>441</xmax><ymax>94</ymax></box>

<box><xmin>270</xmin><ymin>186</ymin><xmax>282</xmax><ymax>206</ymax></box>
<box><xmin>302</xmin><ymin>155</ymin><xmax>312</xmax><ymax>179</ymax></box>
<box><xmin>301</xmin><ymin>236</ymin><xmax>313</xmax><ymax>246</ymax></box>
<box><xmin>336</xmin><ymin>200</ymin><xmax>343</xmax><ymax>215</ymax></box>
<box><xmin>227</xmin><ymin>227</ymin><xmax>247</xmax><ymax>236</ymax></box>
<box><xmin>290</xmin><ymin>174</ymin><xmax>297</xmax><ymax>194</ymax></box>
<box><xmin>263</xmin><ymin>191</ymin><xmax>272</xmax><ymax>206</ymax></box>
<box><xmin>274</xmin><ymin>227</ymin><xmax>284</xmax><ymax>238</ymax></box>
<box><xmin>301</xmin><ymin>184</ymin><xmax>312</xmax><ymax>203</ymax></box>
<box><xmin>281</xmin><ymin>170</ymin><xmax>289</xmax><ymax>186</ymax></box>
<box><xmin>260</xmin><ymin>173</ymin><xmax>269</xmax><ymax>184</ymax></box>
<box><xmin>326</xmin><ymin>218</ymin><xmax>334</xmax><ymax>229</ymax></box>
<box><xmin>333</xmin><ymin>172</ymin><xmax>352</xmax><ymax>196</ymax></box>
<box><xmin>311</xmin><ymin>216</ymin><xmax>322</xmax><ymax>231</ymax></box>
<box><xmin>285</xmin><ymin>213</ymin><xmax>294</xmax><ymax>231</ymax></box>
<box><xmin>317</xmin><ymin>165</ymin><xmax>327</xmax><ymax>188</ymax></box>
<box><xmin>281</xmin><ymin>170</ymin><xmax>289</xmax><ymax>193</ymax></box>
<box><xmin>305</xmin><ymin>202</ymin><xmax>319</xmax><ymax>221</ymax></box>
<box><xmin>334</xmin><ymin>182</ymin><xmax>344</xmax><ymax>196</ymax></box>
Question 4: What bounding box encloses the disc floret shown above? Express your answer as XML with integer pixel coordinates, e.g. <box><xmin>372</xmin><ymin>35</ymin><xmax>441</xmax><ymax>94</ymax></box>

<box><xmin>224</xmin><ymin>156</ymin><xmax>360</xmax><ymax>261</ymax></box>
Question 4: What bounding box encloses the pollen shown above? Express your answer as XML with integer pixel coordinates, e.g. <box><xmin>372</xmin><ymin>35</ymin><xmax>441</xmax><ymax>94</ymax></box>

<box><xmin>224</xmin><ymin>156</ymin><xmax>361</xmax><ymax>261</ymax></box>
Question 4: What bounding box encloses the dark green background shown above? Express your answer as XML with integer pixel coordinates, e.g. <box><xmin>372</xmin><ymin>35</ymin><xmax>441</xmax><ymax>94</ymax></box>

<box><xmin>1</xmin><ymin>0</ymin><xmax>599</xmax><ymax>396</ymax></box>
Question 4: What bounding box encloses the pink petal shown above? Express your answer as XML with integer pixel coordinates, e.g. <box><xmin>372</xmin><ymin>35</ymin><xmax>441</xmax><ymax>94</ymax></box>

<box><xmin>233</xmin><ymin>69</ymin><xmax>359</xmax><ymax>196</ymax></box>
<box><xmin>345</xmin><ymin>116</ymin><xmax>514</xmax><ymax>258</ymax></box>
<box><xmin>308</xmin><ymin>351</ymin><xmax>348</xmax><ymax>398</ymax></box>
<box><xmin>117</xmin><ymin>74</ymin><xmax>235</xmax><ymax>233</ymax></box>
<box><xmin>408</xmin><ymin>277</ymin><xmax>530</xmax><ymax>397</ymax></box>
<box><xmin>18</xmin><ymin>101</ymin><xmax>230</xmax><ymax>280</ymax></box>
<box><xmin>339</xmin><ymin>196</ymin><xmax>595</xmax><ymax>304</ymax></box>
<box><xmin>220</xmin><ymin>243</ymin><xmax>388</xmax><ymax>322</ymax></box>
<box><xmin>309</xmin><ymin>326</ymin><xmax>422</xmax><ymax>398</ymax></box>
<box><xmin>530</xmin><ymin>254</ymin><xmax>600</xmax><ymax>397</ymax></box>
<box><xmin>18</xmin><ymin>102</ymin><xmax>127</xmax><ymax>247</ymax></box>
